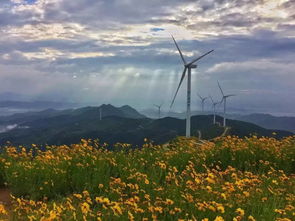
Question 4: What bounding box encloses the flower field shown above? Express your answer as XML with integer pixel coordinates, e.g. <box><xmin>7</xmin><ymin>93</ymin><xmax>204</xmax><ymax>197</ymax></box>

<box><xmin>0</xmin><ymin>135</ymin><xmax>294</xmax><ymax>221</ymax></box>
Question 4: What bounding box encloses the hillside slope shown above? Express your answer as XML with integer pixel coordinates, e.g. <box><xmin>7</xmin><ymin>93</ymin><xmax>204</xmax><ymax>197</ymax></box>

<box><xmin>0</xmin><ymin>113</ymin><xmax>292</xmax><ymax>146</ymax></box>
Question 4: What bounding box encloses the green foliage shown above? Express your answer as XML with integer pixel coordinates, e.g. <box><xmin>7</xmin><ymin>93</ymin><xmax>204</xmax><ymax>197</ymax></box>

<box><xmin>0</xmin><ymin>136</ymin><xmax>294</xmax><ymax>220</ymax></box>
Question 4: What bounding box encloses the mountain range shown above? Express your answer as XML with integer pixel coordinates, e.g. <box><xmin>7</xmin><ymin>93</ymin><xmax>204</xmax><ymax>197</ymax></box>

<box><xmin>141</xmin><ymin>110</ymin><xmax>295</xmax><ymax>134</ymax></box>
<box><xmin>0</xmin><ymin>105</ymin><xmax>292</xmax><ymax>147</ymax></box>
<box><xmin>234</xmin><ymin>113</ymin><xmax>295</xmax><ymax>133</ymax></box>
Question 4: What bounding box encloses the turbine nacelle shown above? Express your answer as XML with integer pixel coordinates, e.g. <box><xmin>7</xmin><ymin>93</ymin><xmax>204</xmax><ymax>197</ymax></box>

<box><xmin>221</xmin><ymin>94</ymin><xmax>236</xmax><ymax>103</ymax></box>
<box><xmin>154</xmin><ymin>103</ymin><xmax>164</xmax><ymax>119</ymax></box>
<box><xmin>210</xmin><ymin>96</ymin><xmax>220</xmax><ymax>106</ymax></box>
<box><xmin>154</xmin><ymin>104</ymin><xmax>163</xmax><ymax>108</ymax></box>
<box><xmin>225</xmin><ymin>94</ymin><xmax>236</xmax><ymax>98</ymax></box>
<box><xmin>217</xmin><ymin>80</ymin><xmax>236</xmax><ymax>102</ymax></box>
<box><xmin>187</xmin><ymin>64</ymin><xmax>197</xmax><ymax>68</ymax></box>
<box><xmin>198</xmin><ymin>93</ymin><xmax>208</xmax><ymax>102</ymax></box>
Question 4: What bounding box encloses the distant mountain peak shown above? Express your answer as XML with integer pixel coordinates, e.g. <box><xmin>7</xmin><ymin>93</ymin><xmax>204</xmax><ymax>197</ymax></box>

<box><xmin>120</xmin><ymin>104</ymin><xmax>132</xmax><ymax>108</ymax></box>
<box><xmin>71</xmin><ymin>104</ymin><xmax>145</xmax><ymax>119</ymax></box>
<box><xmin>119</xmin><ymin>105</ymin><xmax>146</xmax><ymax>119</ymax></box>
<box><xmin>100</xmin><ymin>104</ymin><xmax>114</xmax><ymax>108</ymax></box>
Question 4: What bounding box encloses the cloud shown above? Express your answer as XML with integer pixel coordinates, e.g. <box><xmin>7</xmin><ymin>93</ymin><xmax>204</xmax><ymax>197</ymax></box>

<box><xmin>0</xmin><ymin>0</ymin><xmax>294</xmax><ymax>114</ymax></box>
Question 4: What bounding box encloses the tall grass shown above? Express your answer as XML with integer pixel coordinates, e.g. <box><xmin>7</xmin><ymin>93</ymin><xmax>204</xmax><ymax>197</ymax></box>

<box><xmin>0</xmin><ymin>136</ymin><xmax>294</xmax><ymax>220</ymax></box>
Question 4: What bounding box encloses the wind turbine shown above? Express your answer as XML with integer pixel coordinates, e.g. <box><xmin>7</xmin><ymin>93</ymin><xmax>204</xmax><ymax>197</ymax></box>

<box><xmin>99</xmin><ymin>106</ymin><xmax>102</xmax><ymax>120</ymax></box>
<box><xmin>197</xmin><ymin>93</ymin><xmax>208</xmax><ymax>112</ymax></box>
<box><xmin>217</xmin><ymin>81</ymin><xmax>236</xmax><ymax>127</ymax></box>
<box><xmin>153</xmin><ymin>103</ymin><xmax>163</xmax><ymax>119</ymax></box>
<box><xmin>209</xmin><ymin>95</ymin><xmax>220</xmax><ymax>124</ymax></box>
<box><xmin>170</xmin><ymin>36</ymin><xmax>214</xmax><ymax>137</ymax></box>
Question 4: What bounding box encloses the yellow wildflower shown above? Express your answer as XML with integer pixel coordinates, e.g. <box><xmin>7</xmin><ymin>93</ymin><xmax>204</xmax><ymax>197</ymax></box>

<box><xmin>111</xmin><ymin>203</ymin><xmax>122</xmax><ymax>216</ymax></box>
<box><xmin>214</xmin><ymin>216</ymin><xmax>225</xmax><ymax>221</ymax></box>
<box><xmin>243</xmin><ymin>191</ymin><xmax>250</xmax><ymax>197</ymax></box>
<box><xmin>128</xmin><ymin>211</ymin><xmax>135</xmax><ymax>221</ymax></box>
<box><xmin>0</xmin><ymin>204</ymin><xmax>8</xmax><ymax>215</ymax></box>
<box><xmin>236</xmin><ymin>208</ymin><xmax>245</xmax><ymax>216</ymax></box>
<box><xmin>144</xmin><ymin>178</ymin><xmax>150</xmax><ymax>184</ymax></box>
<box><xmin>73</xmin><ymin>194</ymin><xmax>83</xmax><ymax>199</ymax></box>
<box><xmin>166</xmin><ymin>199</ymin><xmax>174</xmax><ymax>205</ymax></box>
<box><xmin>217</xmin><ymin>205</ymin><xmax>225</xmax><ymax>213</ymax></box>
<box><xmin>221</xmin><ymin>193</ymin><xmax>227</xmax><ymax>200</ymax></box>
<box><xmin>81</xmin><ymin>202</ymin><xmax>90</xmax><ymax>214</ymax></box>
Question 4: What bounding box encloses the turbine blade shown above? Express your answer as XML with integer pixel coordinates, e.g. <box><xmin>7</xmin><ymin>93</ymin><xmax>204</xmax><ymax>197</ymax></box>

<box><xmin>188</xmin><ymin>50</ymin><xmax>214</xmax><ymax>66</ymax></box>
<box><xmin>197</xmin><ymin>93</ymin><xmax>203</xmax><ymax>100</ymax></box>
<box><xmin>209</xmin><ymin>95</ymin><xmax>214</xmax><ymax>104</ymax></box>
<box><xmin>217</xmin><ymin>81</ymin><xmax>225</xmax><ymax>96</ymax></box>
<box><xmin>171</xmin><ymin>35</ymin><xmax>186</xmax><ymax>65</ymax></box>
<box><xmin>170</xmin><ymin>67</ymin><xmax>187</xmax><ymax>108</ymax></box>
<box><xmin>225</xmin><ymin>94</ymin><xmax>236</xmax><ymax>98</ymax></box>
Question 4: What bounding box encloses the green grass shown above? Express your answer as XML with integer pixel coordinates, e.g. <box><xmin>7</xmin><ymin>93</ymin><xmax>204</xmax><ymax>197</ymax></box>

<box><xmin>0</xmin><ymin>136</ymin><xmax>294</xmax><ymax>220</ymax></box>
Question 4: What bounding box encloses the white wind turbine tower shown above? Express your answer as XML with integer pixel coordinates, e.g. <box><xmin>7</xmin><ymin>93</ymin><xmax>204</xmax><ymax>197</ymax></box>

<box><xmin>197</xmin><ymin>93</ymin><xmax>208</xmax><ymax>113</ymax></box>
<box><xmin>217</xmin><ymin>81</ymin><xmax>236</xmax><ymax>127</ymax></box>
<box><xmin>153</xmin><ymin>103</ymin><xmax>163</xmax><ymax>119</ymax></box>
<box><xmin>209</xmin><ymin>95</ymin><xmax>220</xmax><ymax>124</ymax></box>
<box><xmin>170</xmin><ymin>36</ymin><xmax>214</xmax><ymax>138</ymax></box>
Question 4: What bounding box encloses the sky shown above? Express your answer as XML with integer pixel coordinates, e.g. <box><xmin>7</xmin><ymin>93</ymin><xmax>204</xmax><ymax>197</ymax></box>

<box><xmin>0</xmin><ymin>0</ymin><xmax>295</xmax><ymax>115</ymax></box>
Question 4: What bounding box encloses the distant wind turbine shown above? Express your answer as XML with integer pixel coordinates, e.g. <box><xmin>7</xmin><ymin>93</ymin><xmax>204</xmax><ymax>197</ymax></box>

<box><xmin>197</xmin><ymin>93</ymin><xmax>208</xmax><ymax>112</ymax></box>
<box><xmin>153</xmin><ymin>103</ymin><xmax>163</xmax><ymax>119</ymax></box>
<box><xmin>209</xmin><ymin>95</ymin><xmax>220</xmax><ymax>124</ymax></box>
<box><xmin>99</xmin><ymin>106</ymin><xmax>102</xmax><ymax>121</ymax></box>
<box><xmin>170</xmin><ymin>35</ymin><xmax>214</xmax><ymax>138</ymax></box>
<box><xmin>217</xmin><ymin>81</ymin><xmax>236</xmax><ymax>127</ymax></box>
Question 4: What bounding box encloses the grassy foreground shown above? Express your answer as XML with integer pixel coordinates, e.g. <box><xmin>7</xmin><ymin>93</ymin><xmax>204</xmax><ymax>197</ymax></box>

<box><xmin>0</xmin><ymin>136</ymin><xmax>294</xmax><ymax>221</ymax></box>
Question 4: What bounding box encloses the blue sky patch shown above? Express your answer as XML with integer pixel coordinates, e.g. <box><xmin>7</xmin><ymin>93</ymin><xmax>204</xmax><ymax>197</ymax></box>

<box><xmin>151</xmin><ymin>28</ymin><xmax>165</xmax><ymax>32</ymax></box>
<box><xmin>25</xmin><ymin>0</ymin><xmax>37</xmax><ymax>4</ymax></box>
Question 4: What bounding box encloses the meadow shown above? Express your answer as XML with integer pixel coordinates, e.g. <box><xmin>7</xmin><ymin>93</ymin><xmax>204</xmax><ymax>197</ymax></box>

<box><xmin>0</xmin><ymin>135</ymin><xmax>294</xmax><ymax>221</ymax></box>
